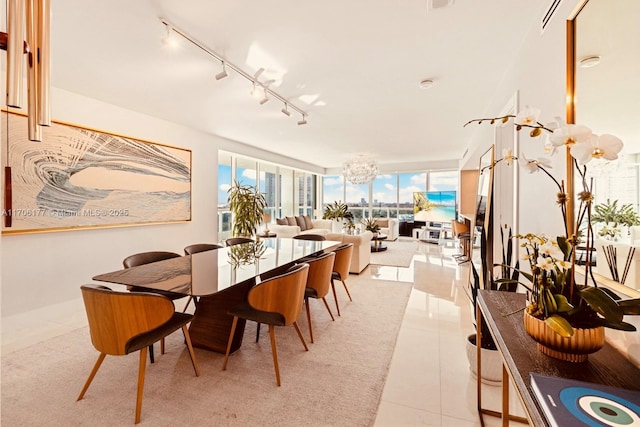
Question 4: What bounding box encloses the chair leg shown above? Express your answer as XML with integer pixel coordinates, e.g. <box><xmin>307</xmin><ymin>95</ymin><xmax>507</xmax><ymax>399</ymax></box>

<box><xmin>321</xmin><ymin>297</ymin><xmax>335</xmax><ymax>321</ymax></box>
<box><xmin>305</xmin><ymin>297</ymin><xmax>314</xmax><ymax>343</ymax></box>
<box><xmin>341</xmin><ymin>279</ymin><xmax>353</xmax><ymax>302</ymax></box>
<box><xmin>181</xmin><ymin>325</ymin><xmax>200</xmax><ymax>377</ymax></box>
<box><xmin>77</xmin><ymin>352</ymin><xmax>106</xmax><ymax>401</ymax></box>
<box><xmin>161</xmin><ymin>338</ymin><xmax>165</xmax><ymax>355</ymax></box>
<box><xmin>182</xmin><ymin>296</ymin><xmax>194</xmax><ymax>313</ymax></box>
<box><xmin>135</xmin><ymin>347</ymin><xmax>148</xmax><ymax>424</ymax></box>
<box><xmin>268</xmin><ymin>325</ymin><xmax>281</xmax><ymax>386</ymax></box>
<box><xmin>222</xmin><ymin>316</ymin><xmax>239</xmax><ymax>371</ymax></box>
<box><xmin>292</xmin><ymin>321</ymin><xmax>309</xmax><ymax>351</ymax></box>
<box><xmin>256</xmin><ymin>323</ymin><xmax>261</xmax><ymax>342</ymax></box>
<box><xmin>330</xmin><ymin>279</ymin><xmax>341</xmax><ymax>316</ymax></box>
<box><xmin>149</xmin><ymin>344</ymin><xmax>155</xmax><ymax>363</ymax></box>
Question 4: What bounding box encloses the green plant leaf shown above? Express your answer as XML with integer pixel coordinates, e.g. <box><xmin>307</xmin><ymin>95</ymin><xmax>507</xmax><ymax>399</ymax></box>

<box><xmin>553</xmin><ymin>294</ymin><xmax>573</xmax><ymax>313</ymax></box>
<box><xmin>617</xmin><ymin>298</ymin><xmax>640</xmax><ymax>315</ymax></box>
<box><xmin>591</xmin><ymin>318</ymin><xmax>637</xmax><ymax>331</ymax></box>
<box><xmin>580</xmin><ymin>287</ymin><xmax>624</xmax><ymax>323</ymax></box>
<box><xmin>545</xmin><ymin>314</ymin><xmax>574</xmax><ymax>337</ymax></box>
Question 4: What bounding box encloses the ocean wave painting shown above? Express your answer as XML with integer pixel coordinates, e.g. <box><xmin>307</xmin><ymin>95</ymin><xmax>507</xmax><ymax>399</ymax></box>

<box><xmin>2</xmin><ymin>112</ymin><xmax>191</xmax><ymax>233</ymax></box>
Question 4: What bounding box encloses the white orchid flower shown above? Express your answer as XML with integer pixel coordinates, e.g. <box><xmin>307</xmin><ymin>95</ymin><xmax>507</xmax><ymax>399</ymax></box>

<box><xmin>549</xmin><ymin>124</ymin><xmax>592</xmax><ymax>147</ymax></box>
<box><xmin>519</xmin><ymin>153</ymin><xmax>552</xmax><ymax>174</ymax></box>
<box><xmin>537</xmin><ymin>256</ymin><xmax>554</xmax><ymax>272</ymax></box>
<box><xmin>543</xmin><ymin>135</ymin><xmax>558</xmax><ymax>155</ymax></box>
<box><xmin>502</xmin><ymin>148</ymin><xmax>515</xmax><ymax>166</ymax></box>
<box><xmin>539</xmin><ymin>241</ymin><xmax>564</xmax><ymax>261</ymax></box>
<box><xmin>570</xmin><ymin>133</ymin><xmax>623</xmax><ymax>165</ymax></box>
<box><xmin>514</xmin><ymin>106</ymin><xmax>541</xmax><ymax>126</ymax></box>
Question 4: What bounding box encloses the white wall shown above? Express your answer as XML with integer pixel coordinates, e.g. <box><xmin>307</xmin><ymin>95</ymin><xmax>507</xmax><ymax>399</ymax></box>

<box><xmin>0</xmin><ymin>86</ymin><xmax>318</xmax><ymax>323</ymax></box>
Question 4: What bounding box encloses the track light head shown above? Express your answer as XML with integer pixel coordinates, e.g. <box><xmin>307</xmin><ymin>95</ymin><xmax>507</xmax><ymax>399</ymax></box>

<box><xmin>281</xmin><ymin>103</ymin><xmax>291</xmax><ymax>116</ymax></box>
<box><xmin>298</xmin><ymin>114</ymin><xmax>307</xmax><ymax>125</ymax></box>
<box><xmin>259</xmin><ymin>88</ymin><xmax>269</xmax><ymax>105</ymax></box>
<box><xmin>215</xmin><ymin>62</ymin><xmax>228</xmax><ymax>80</ymax></box>
<box><xmin>160</xmin><ymin>24</ymin><xmax>178</xmax><ymax>48</ymax></box>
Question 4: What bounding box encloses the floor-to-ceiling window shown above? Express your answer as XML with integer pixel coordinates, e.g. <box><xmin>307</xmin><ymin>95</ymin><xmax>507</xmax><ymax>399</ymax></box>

<box><xmin>321</xmin><ymin>170</ymin><xmax>459</xmax><ymax>223</ymax></box>
<box><xmin>218</xmin><ymin>152</ymin><xmax>319</xmax><ymax>238</ymax></box>
<box><xmin>372</xmin><ymin>173</ymin><xmax>398</xmax><ymax>219</ymax></box>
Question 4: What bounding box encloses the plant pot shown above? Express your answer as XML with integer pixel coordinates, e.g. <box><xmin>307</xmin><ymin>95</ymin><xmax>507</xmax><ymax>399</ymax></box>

<box><xmin>465</xmin><ymin>334</ymin><xmax>502</xmax><ymax>385</ymax></box>
<box><xmin>523</xmin><ymin>311</ymin><xmax>605</xmax><ymax>363</ymax></box>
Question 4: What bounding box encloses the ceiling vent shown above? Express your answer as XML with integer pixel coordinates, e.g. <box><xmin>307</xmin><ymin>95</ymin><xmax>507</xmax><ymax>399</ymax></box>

<box><xmin>541</xmin><ymin>0</ymin><xmax>565</xmax><ymax>33</ymax></box>
<box><xmin>427</xmin><ymin>0</ymin><xmax>454</xmax><ymax>11</ymax></box>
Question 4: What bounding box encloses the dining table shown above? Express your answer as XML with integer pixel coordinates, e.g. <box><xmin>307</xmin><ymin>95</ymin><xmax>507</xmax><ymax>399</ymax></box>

<box><xmin>92</xmin><ymin>237</ymin><xmax>342</xmax><ymax>354</ymax></box>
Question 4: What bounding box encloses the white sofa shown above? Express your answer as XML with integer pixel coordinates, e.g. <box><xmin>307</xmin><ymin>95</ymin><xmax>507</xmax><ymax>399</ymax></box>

<box><xmin>326</xmin><ymin>231</ymin><xmax>373</xmax><ymax>274</ymax></box>
<box><xmin>372</xmin><ymin>218</ymin><xmax>399</xmax><ymax>241</ymax></box>
<box><xmin>268</xmin><ymin>216</ymin><xmax>333</xmax><ymax>238</ymax></box>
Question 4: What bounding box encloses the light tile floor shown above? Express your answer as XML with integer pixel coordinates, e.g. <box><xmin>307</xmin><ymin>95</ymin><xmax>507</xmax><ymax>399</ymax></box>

<box><xmin>372</xmin><ymin>239</ymin><xmax>527</xmax><ymax>427</ymax></box>
<box><xmin>1</xmin><ymin>239</ymin><xmax>527</xmax><ymax>426</ymax></box>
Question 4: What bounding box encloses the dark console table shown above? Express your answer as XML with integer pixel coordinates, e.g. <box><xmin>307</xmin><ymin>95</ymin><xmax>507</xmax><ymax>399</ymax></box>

<box><xmin>476</xmin><ymin>290</ymin><xmax>640</xmax><ymax>426</ymax></box>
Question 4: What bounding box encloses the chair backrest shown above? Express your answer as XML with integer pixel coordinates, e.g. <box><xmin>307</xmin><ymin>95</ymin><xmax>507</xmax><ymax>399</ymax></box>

<box><xmin>225</xmin><ymin>237</ymin><xmax>254</xmax><ymax>247</ymax></box>
<box><xmin>80</xmin><ymin>285</ymin><xmax>175</xmax><ymax>356</ymax></box>
<box><xmin>248</xmin><ymin>263</ymin><xmax>309</xmax><ymax>326</ymax></box>
<box><xmin>305</xmin><ymin>252</ymin><xmax>335</xmax><ymax>298</ymax></box>
<box><xmin>184</xmin><ymin>243</ymin><xmax>224</xmax><ymax>255</ymax></box>
<box><xmin>332</xmin><ymin>243</ymin><xmax>354</xmax><ymax>279</ymax></box>
<box><xmin>293</xmin><ymin>234</ymin><xmax>326</xmax><ymax>241</ymax></box>
<box><xmin>123</xmin><ymin>251</ymin><xmax>181</xmax><ymax>268</ymax></box>
<box><xmin>451</xmin><ymin>220</ymin><xmax>469</xmax><ymax>237</ymax></box>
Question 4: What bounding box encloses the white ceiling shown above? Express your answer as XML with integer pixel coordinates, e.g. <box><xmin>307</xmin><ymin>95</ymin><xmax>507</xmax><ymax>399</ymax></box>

<box><xmin>46</xmin><ymin>0</ymin><xmax>543</xmax><ymax>170</ymax></box>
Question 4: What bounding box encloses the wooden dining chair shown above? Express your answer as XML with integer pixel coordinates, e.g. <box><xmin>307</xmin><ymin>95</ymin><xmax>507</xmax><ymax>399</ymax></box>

<box><xmin>183</xmin><ymin>244</ymin><xmax>224</xmax><ymax>311</ymax></box>
<box><xmin>77</xmin><ymin>285</ymin><xmax>200</xmax><ymax>424</ymax></box>
<box><xmin>303</xmin><ymin>252</ymin><xmax>336</xmax><ymax>343</ymax></box>
<box><xmin>331</xmin><ymin>243</ymin><xmax>354</xmax><ymax>316</ymax></box>
<box><xmin>222</xmin><ymin>263</ymin><xmax>310</xmax><ymax>386</ymax></box>
<box><xmin>293</xmin><ymin>234</ymin><xmax>326</xmax><ymax>241</ymax></box>
<box><xmin>122</xmin><ymin>251</ymin><xmax>184</xmax><ymax>362</ymax></box>
<box><xmin>184</xmin><ymin>243</ymin><xmax>224</xmax><ymax>255</ymax></box>
<box><xmin>225</xmin><ymin>237</ymin><xmax>254</xmax><ymax>246</ymax></box>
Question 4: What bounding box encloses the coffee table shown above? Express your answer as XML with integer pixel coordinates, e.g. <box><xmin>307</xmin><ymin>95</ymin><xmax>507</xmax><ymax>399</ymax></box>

<box><xmin>371</xmin><ymin>233</ymin><xmax>388</xmax><ymax>252</ymax></box>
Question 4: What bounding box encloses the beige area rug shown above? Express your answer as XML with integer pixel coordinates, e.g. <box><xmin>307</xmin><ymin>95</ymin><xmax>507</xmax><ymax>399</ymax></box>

<box><xmin>1</xmin><ymin>276</ymin><xmax>412</xmax><ymax>426</ymax></box>
<box><xmin>370</xmin><ymin>240</ymin><xmax>419</xmax><ymax>267</ymax></box>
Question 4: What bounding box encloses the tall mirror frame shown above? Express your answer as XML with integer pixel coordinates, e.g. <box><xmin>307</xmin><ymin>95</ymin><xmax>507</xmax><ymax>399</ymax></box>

<box><xmin>567</xmin><ymin>0</ymin><xmax>640</xmax><ymax>298</ymax></box>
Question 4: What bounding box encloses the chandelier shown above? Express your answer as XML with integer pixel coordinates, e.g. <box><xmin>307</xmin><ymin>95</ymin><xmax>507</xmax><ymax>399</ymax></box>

<box><xmin>342</xmin><ymin>155</ymin><xmax>379</xmax><ymax>184</ymax></box>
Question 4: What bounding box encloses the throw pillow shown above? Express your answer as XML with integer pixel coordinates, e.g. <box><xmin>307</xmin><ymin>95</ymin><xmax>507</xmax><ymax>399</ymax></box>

<box><xmin>376</xmin><ymin>218</ymin><xmax>389</xmax><ymax>227</ymax></box>
<box><xmin>276</xmin><ymin>218</ymin><xmax>288</xmax><ymax>225</ymax></box>
<box><xmin>296</xmin><ymin>216</ymin><xmax>307</xmax><ymax>231</ymax></box>
<box><xmin>286</xmin><ymin>216</ymin><xmax>297</xmax><ymax>226</ymax></box>
<box><xmin>303</xmin><ymin>215</ymin><xmax>313</xmax><ymax>230</ymax></box>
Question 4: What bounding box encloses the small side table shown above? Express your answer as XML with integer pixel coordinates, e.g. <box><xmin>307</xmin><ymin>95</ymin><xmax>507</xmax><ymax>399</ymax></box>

<box><xmin>256</xmin><ymin>233</ymin><xmax>277</xmax><ymax>239</ymax></box>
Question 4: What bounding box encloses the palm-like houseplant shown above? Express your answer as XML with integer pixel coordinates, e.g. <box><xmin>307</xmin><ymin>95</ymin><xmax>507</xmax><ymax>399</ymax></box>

<box><xmin>227</xmin><ymin>180</ymin><xmax>267</xmax><ymax>237</ymax></box>
<box><xmin>361</xmin><ymin>217</ymin><xmax>381</xmax><ymax>234</ymax></box>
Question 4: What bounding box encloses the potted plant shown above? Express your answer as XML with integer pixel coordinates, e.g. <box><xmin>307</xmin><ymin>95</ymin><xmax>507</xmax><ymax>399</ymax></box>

<box><xmin>322</xmin><ymin>201</ymin><xmax>354</xmax><ymax>232</ymax></box>
<box><xmin>467</xmin><ymin>226</ymin><xmax>520</xmax><ymax>384</ymax></box>
<box><xmin>361</xmin><ymin>217</ymin><xmax>381</xmax><ymax>237</ymax></box>
<box><xmin>227</xmin><ymin>179</ymin><xmax>267</xmax><ymax>237</ymax></box>
<box><xmin>467</xmin><ymin>106</ymin><xmax>640</xmax><ymax>362</ymax></box>
<box><xmin>592</xmin><ymin>198</ymin><xmax>640</xmax><ymax>240</ymax></box>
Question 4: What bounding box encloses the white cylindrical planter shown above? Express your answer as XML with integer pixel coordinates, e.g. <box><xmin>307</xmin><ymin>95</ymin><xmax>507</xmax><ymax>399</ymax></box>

<box><xmin>465</xmin><ymin>334</ymin><xmax>502</xmax><ymax>385</ymax></box>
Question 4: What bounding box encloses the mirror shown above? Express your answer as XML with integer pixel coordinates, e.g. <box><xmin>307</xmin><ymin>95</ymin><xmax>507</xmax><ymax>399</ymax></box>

<box><xmin>569</xmin><ymin>0</ymin><xmax>640</xmax><ymax>296</ymax></box>
<box><xmin>469</xmin><ymin>146</ymin><xmax>494</xmax><ymax>294</ymax></box>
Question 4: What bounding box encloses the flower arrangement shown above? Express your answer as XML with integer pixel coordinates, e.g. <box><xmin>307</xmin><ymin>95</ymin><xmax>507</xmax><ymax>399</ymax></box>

<box><xmin>466</xmin><ymin>106</ymin><xmax>640</xmax><ymax>338</ymax></box>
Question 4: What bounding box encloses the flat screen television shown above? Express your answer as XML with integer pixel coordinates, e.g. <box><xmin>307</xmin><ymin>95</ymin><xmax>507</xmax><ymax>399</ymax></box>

<box><xmin>413</xmin><ymin>191</ymin><xmax>457</xmax><ymax>223</ymax></box>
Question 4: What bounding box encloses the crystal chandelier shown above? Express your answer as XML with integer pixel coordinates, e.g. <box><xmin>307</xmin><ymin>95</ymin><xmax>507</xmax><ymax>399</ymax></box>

<box><xmin>342</xmin><ymin>155</ymin><xmax>379</xmax><ymax>184</ymax></box>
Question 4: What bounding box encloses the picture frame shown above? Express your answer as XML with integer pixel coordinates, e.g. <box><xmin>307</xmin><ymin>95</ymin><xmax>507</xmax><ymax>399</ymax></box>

<box><xmin>1</xmin><ymin>110</ymin><xmax>192</xmax><ymax>234</ymax></box>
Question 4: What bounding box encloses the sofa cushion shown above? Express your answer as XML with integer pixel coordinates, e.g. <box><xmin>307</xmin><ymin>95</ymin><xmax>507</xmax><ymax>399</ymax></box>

<box><xmin>276</xmin><ymin>218</ymin><xmax>288</xmax><ymax>225</ymax></box>
<box><xmin>303</xmin><ymin>215</ymin><xmax>313</xmax><ymax>230</ymax></box>
<box><xmin>375</xmin><ymin>218</ymin><xmax>389</xmax><ymax>227</ymax></box>
<box><xmin>296</xmin><ymin>216</ymin><xmax>307</xmax><ymax>231</ymax></box>
<box><xmin>286</xmin><ymin>216</ymin><xmax>297</xmax><ymax>226</ymax></box>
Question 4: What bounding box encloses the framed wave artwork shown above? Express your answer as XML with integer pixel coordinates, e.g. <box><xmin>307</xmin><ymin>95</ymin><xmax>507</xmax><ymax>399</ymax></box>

<box><xmin>1</xmin><ymin>111</ymin><xmax>192</xmax><ymax>234</ymax></box>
